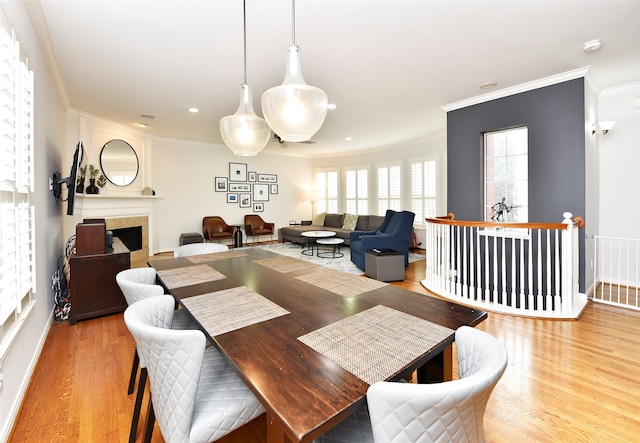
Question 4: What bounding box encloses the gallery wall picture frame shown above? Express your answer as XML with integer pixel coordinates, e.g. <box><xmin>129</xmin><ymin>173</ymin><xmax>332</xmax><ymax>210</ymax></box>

<box><xmin>215</xmin><ymin>177</ymin><xmax>228</xmax><ymax>192</ymax></box>
<box><xmin>239</xmin><ymin>193</ymin><xmax>251</xmax><ymax>208</ymax></box>
<box><xmin>257</xmin><ymin>173</ymin><xmax>277</xmax><ymax>183</ymax></box>
<box><xmin>229</xmin><ymin>162</ymin><xmax>248</xmax><ymax>182</ymax></box>
<box><xmin>253</xmin><ymin>183</ymin><xmax>269</xmax><ymax>202</ymax></box>
<box><xmin>270</xmin><ymin>184</ymin><xmax>278</xmax><ymax>195</ymax></box>
<box><xmin>248</xmin><ymin>171</ymin><xmax>256</xmax><ymax>182</ymax></box>
<box><xmin>229</xmin><ymin>183</ymin><xmax>251</xmax><ymax>192</ymax></box>
<box><xmin>227</xmin><ymin>193</ymin><xmax>238</xmax><ymax>203</ymax></box>
<box><xmin>253</xmin><ymin>202</ymin><xmax>264</xmax><ymax>212</ymax></box>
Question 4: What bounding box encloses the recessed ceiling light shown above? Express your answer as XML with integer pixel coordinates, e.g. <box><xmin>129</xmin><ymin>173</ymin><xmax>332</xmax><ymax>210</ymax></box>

<box><xmin>583</xmin><ymin>39</ymin><xmax>602</xmax><ymax>52</ymax></box>
<box><xmin>479</xmin><ymin>82</ymin><xmax>498</xmax><ymax>90</ymax></box>
<box><xmin>345</xmin><ymin>137</ymin><xmax>352</xmax><ymax>141</ymax></box>
<box><xmin>136</xmin><ymin>123</ymin><xmax>148</xmax><ymax>128</ymax></box>
<box><xmin>188</xmin><ymin>107</ymin><xmax>199</xmax><ymax>113</ymax></box>
<box><xmin>327</xmin><ymin>103</ymin><xmax>337</xmax><ymax>110</ymax></box>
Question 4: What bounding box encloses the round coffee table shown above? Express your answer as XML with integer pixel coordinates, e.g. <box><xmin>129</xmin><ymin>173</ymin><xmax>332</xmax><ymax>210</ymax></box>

<box><xmin>316</xmin><ymin>237</ymin><xmax>345</xmax><ymax>258</ymax></box>
<box><xmin>301</xmin><ymin>231</ymin><xmax>336</xmax><ymax>256</ymax></box>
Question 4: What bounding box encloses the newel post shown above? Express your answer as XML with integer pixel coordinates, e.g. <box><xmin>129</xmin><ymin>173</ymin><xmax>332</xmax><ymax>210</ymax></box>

<box><xmin>561</xmin><ymin>212</ymin><xmax>575</xmax><ymax>314</ymax></box>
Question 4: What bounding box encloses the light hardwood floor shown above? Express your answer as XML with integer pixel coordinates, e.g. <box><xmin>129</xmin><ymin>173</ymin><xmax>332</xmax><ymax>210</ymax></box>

<box><xmin>8</xmin><ymin>248</ymin><xmax>640</xmax><ymax>442</ymax></box>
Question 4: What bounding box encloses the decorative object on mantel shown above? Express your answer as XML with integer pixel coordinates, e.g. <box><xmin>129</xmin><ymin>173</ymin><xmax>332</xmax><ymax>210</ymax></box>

<box><xmin>85</xmin><ymin>164</ymin><xmax>107</xmax><ymax>194</ymax></box>
<box><xmin>219</xmin><ymin>0</ymin><xmax>271</xmax><ymax>156</ymax></box>
<box><xmin>142</xmin><ymin>187</ymin><xmax>156</xmax><ymax>196</ymax></box>
<box><xmin>76</xmin><ymin>165</ymin><xmax>86</xmax><ymax>194</ymax></box>
<box><xmin>96</xmin><ymin>173</ymin><xmax>107</xmax><ymax>189</ymax></box>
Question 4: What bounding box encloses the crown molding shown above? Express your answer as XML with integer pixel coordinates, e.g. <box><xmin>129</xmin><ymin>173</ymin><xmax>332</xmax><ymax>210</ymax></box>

<box><xmin>25</xmin><ymin>0</ymin><xmax>70</xmax><ymax>112</ymax></box>
<box><xmin>442</xmin><ymin>67</ymin><xmax>591</xmax><ymax>112</ymax></box>
<box><xmin>600</xmin><ymin>82</ymin><xmax>640</xmax><ymax>97</ymax></box>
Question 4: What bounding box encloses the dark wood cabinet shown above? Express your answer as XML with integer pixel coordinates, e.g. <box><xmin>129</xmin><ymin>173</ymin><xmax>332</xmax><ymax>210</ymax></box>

<box><xmin>69</xmin><ymin>237</ymin><xmax>130</xmax><ymax>324</ymax></box>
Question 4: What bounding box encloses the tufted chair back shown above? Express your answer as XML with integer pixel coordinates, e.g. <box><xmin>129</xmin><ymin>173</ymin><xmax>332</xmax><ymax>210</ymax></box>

<box><xmin>366</xmin><ymin>326</ymin><xmax>508</xmax><ymax>442</ymax></box>
<box><xmin>314</xmin><ymin>326</ymin><xmax>507</xmax><ymax>443</ymax></box>
<box><xmin>116</xmin><ymin>267</ymin><xmax>164</xmax><ymax>306</ymax></box>
<box><xmin>174</xmin><ymin>242</ymin><xmax>229</xmax><ymax>258</ymax></box>
<box><xmin>124</xmin><ymin>295</ymin><xmax>265</xmax><ymax>443</ymax></box>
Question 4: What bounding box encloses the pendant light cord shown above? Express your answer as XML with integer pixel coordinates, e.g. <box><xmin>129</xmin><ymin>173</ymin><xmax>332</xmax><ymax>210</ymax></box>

<box><xmin>291</xmin><ymin>0</ymin><xmax>296</xmax><ymax>45</ymax></box>
<box><xmin>243</xmin><ymin>0</ymin><xmax>247</xmax><ymax>84</ymax></box>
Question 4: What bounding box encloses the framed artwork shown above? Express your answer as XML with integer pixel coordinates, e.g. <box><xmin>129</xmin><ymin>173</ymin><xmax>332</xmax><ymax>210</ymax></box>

<box><xmin>229</xmin><ymin>183</ymin><xmax>251</xmax><ymax>192</ymax></box>
<box><xmin>270</xmin><ymin>184</ymin><xmax>278</xmax><ymax>195</ymax></box>
<box><xmin>239</xmin><ymin>193</ymin><xmax>251</xmax><ymax>208</ymax></box>
<box><xmin>229</xmin><ymin>162</ymin><xmax>247</xmax><ymax>182</ymax></box>
<box><xmin>248</xmin><ymin>171</ymin><xmax>257</xmax><ymax>182</ymax></box>
<box><xmin>227</xmin><ymin>193</ymin><xmax>238</xmax><ymax>203</ymax></box>
<box><xmin>215</xmin><ymin>177</ymin><xmax>227</xmax><ymax>192</ymax></box>
<box><xmin>253</xmin><ymin>202</ymin><xmax>264</xmax><ymax>212</ymax></box>
<box><xmin>257</xmin><ymin>173</ymin><xmax>277</xmax><ymax>183</ymax></box>
<box><xmin>253</xmin><ymin>183</ymin><xmax>269</xmax><ymax>202</ymax></box>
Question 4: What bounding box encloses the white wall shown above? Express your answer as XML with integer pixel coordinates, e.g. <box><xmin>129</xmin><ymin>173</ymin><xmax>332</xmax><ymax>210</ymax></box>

<box><xmin>598</xmin><ymin>83</ymin><xmax>640</xmax><ymax>239</ymax></box>
<box><xmin>151</xmin><ymin>139</ymin><xmax>314</xmax><ymax>252</ymax></box>
<box><xmin>0</xmin><ymin>2</ymin><xmax>67</xmax><ymax>441</ymax></box>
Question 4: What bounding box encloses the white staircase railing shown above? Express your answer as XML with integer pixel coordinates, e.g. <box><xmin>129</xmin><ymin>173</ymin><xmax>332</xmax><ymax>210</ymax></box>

<box><xmin>422</xmin><ymin>212</ymin><xmax>588</xmax><ymax>319</ymax></box>
<box><xmin>593</xmin><ymin>236</ymin><xmax>639</xmax><ymax>311</ymax></box>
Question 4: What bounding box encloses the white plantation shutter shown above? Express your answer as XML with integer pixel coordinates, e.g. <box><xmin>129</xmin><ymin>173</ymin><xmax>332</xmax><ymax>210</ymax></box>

<box><xmin>0</xmin><ymin>22</ymin><xmax>35</xmax><ymax>352</ymax></box>
<box><xmin>315</xmin><ymin>168</ymin><xmax>339</xmax><ymax>214</ymax></box>
<box><xmin>410</xmin><ymin>157</ymin><xmax>437</xmax><ymax>226</ymax></box>
<box><xmin>376</xmin><ymin>162</ymin><xmax>401</xmax><ymax>215</ymax></box>
<box><xmin>345</xmin><ymin>166</ymin><xmax>368</xmax><ymax>215</ymax></box>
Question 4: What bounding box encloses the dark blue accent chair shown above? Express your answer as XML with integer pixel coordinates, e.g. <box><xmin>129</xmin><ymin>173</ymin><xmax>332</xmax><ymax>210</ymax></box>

<box><xmin>349</xmin><ymin>210</ymin><xmax>416</xmax><ymax>271</ymax></box>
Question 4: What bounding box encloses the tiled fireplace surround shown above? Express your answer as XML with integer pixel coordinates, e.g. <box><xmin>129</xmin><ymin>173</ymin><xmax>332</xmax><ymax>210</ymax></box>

<box><xmin>76</xmin><ymin>195</ymin><xmax>157</xmax><ymax>263</ymax></box>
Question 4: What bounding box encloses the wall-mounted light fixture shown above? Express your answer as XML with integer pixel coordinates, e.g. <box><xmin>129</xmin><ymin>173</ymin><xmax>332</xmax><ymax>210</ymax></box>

<box><xmin>592</xmin><ymin>121</ymin><xmax>615</xmax><ymax>135</ymax></box>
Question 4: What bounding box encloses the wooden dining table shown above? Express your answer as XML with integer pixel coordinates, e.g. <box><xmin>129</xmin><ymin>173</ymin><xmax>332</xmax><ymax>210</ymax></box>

<box><xmin>148</xmin><ymin>247</ymin><xmax>486</xmax><ymax>443</ymax></box>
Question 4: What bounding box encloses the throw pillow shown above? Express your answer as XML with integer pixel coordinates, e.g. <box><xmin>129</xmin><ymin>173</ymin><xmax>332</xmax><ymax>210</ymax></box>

<box><xmin>312</xmin><ymin>212</ymin><xmax>326</xmax><ymax>226</ymax></box>
<box><xmin>342</xmin><ymin>213</ymin><xmax>358</xmax><ymax>230</ymax></box>
<box><xmin>324</xmin><ymin>213</ymin><xmax>344</xmax><ymax>228</ymax></box>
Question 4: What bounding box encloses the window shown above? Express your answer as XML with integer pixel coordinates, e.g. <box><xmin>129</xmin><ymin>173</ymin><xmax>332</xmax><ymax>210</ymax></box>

<box><xmin>344</xmin><ymin>166</ymin><xmax>368</xmax><ymax>215</ymax></box>
<box><xmin>376</xmin><ymin>162</ymin><xmax>401</xmax><ymax>216</ymax></box>
<box><xmin>1</xmin><ymin>20</ymin><xmax>36</xmax><ymax>357</ymax></box>
<box><xmin>314</xmin><ymin>168</ymin><xmax>339</xmax><ymax>214</ymax></box>
<box><xmin>484</xmin><ymin>127</ymin><xmax>528</xmax><ymax>222</ymax></box>
<box><xmin>410</xmin><ymin>157</ymin><xmax>437</xmax><ymax>225</ymax></box>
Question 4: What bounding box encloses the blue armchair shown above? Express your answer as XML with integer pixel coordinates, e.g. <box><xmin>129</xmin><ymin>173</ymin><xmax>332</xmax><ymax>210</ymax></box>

<box><xmin>349</xmin><ymin>210</ymin><xmax>415</xmax><ymax>271</ymax></box>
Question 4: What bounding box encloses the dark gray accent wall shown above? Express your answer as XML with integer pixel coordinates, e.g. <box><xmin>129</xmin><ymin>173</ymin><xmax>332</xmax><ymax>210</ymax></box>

<box><xmin>447</xmin><ymin>78</ymin><xmax>586</xmax><ymax>291</ymax></box>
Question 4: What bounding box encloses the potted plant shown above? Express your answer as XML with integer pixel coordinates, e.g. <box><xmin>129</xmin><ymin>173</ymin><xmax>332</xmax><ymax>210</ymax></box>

<box><xmin>96</xmin><ymin>172</ymin><xmax>107</xmax><ymax>191</ymax></box>
<box><xmin>76</xmin><ymin>165</ymin><xmax>86</xmax><ymax>193</ymax></box>
<box><xmin>86</xmin><ymin>164</ymin><xmax>100</xmax><ymax>194</ymax></box>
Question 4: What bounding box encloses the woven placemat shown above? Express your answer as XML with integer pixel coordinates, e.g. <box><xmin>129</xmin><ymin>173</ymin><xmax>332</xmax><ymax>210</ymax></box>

<box><xmin>181</xmin><ymin>286</ymin><xmax>289</xmax><ymax>336</ymax></box>
<box><xmin>298</xmin><ymin>305</ymin><xmax>454</xmax><ymax>385</ymax></box>
<box><xmin>156</xmin><ymin>264</ymin><xmax>226</xmax><ymax>289</ymax></box>
<box><xmin>187</xmin><ymin>250</ymin><xmax>248</xmax><ymax>264</ymax></box>
<box><xmin>254</xmin><ymin>256</ymin><xmax>320</xmax><ymax>273</ymax></box>
<box><xmin>295</xmin><ymin>267</ymin><xmax>387</xmax><ymax>297</ymax></box>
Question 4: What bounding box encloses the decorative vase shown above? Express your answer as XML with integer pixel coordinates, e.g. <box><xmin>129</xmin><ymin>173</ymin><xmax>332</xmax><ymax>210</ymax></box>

<box><xmin>76</xmin><ymin>180</ymin><xmax>85</xmax><ymax>194</ymax></box>
<box><xmin>86</xmin><ymin>178</ymin><xmax>99</xmax><ymax>194</ymax></box>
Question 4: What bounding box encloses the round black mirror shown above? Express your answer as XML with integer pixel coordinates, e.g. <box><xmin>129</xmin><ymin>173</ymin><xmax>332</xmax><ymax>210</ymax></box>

<box><xmin>99</xmin><ymin>139</ymin><xmax>139</xmax><ymax>186</ymax></box>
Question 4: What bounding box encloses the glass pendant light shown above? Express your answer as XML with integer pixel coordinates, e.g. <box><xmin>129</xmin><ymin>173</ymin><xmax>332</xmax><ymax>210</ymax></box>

<box><xmin>261</xmin><ymin>0</ymin><xmax>328</xmax><ymax>143</ymax></box>
<box><xmin>220</xmin><ymin>0</ymin><xmax>271</xmax><ymax>156</ymax></box>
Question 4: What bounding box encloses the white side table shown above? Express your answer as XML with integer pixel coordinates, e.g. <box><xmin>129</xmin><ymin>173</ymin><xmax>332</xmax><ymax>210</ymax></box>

<box><xmin>316</xmin><ymin>238</ymin><xmax>345</xmax><ymax>258</ymax></box>
<box><xmin>301</xmin><ymin>231</ymin><xmax>336</xmax><ymax>256</ymax></box>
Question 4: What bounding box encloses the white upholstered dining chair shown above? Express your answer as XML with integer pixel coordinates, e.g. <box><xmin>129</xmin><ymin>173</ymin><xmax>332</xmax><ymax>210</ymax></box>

<box><xmin>123</xmin><ymin>295</ymin><xmax>265</xmax><ymax>443</ymax></box>
<box><xmin>173</xmin><ymin>242</ymin><xmax>229</xmax><ymax>258</ymax></box>
<box><xmin>116</xmin><ymin>267</ymin><xmax>199</xmax><ymax>443</ymax></box>
<box><xmin>314</xmin><ymin>326</ymin><xmax>508</xmax><ymax>443</ymax></box>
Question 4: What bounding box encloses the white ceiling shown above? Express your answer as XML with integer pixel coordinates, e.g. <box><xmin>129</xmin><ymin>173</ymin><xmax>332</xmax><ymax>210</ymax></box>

<box><xmin>29</xmin><ymin>1</ymin><xmax>639</xmax><ymax>157</ymax></box>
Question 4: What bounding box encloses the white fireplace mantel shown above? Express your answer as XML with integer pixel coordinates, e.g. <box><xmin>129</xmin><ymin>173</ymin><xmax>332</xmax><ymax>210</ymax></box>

<box><xmin>76</xmin><ymin>194</ymin><xmax>161</xmax><ymax>258</ymax></box>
